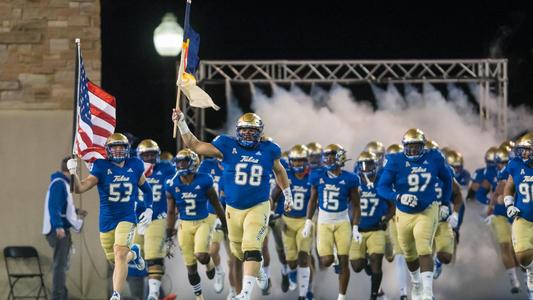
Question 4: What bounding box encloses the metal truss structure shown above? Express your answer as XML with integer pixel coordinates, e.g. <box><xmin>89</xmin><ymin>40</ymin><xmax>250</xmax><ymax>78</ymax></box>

<box><xmin>178</xmin><ymin>59</ymin><xmax>508</xmax><ymax>149</ymax></box>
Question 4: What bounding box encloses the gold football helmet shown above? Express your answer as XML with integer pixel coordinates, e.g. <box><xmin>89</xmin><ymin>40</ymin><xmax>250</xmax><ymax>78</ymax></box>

<box><xmin>160</xmin><ymin>151</ymin><xmax>174</xmax><ymax>162</ymax></box>
<box><xmin>499</xmin><ymin>140</ymin><xmax>515</xmax><ymax>153</ymax></box>
<box><xmin>174</xmin><ymin>148</ymin><xmax>200</xmax><ymax>176</ymax></box>
<box><xmin>323</xmin><ymin>144</ymin><xmax>347</xmax><ymax>170</ymax></box>
<box><xmin>236</xmin><ymin>113</ymin><xmax>264</xmax><ymax>147</ymax></box>
<box><xmin>105</xmin><ymin>133</ymin><xmax>130</xmax><ymax>163</ymax></box>
<box><xmin>357</xmin><ymin>151</ymin><xmax>378</xmax><ymax>176</ymax></box>
<box><xmin>365</xmin><ymin>141</ymin><xmax>385</xmax><ymax>159</ymax></box>
<box><xmin>445</xmin><ymin>150</ymin><xmax>463</xmax><ymax>167</ymax></box>
<box><xmin>425</xmin><ymin>139</ymin><xmax>439</xmax><ymax>150</ymax></box>
<box><xmin>386</xmin><ymin>144</ymin><xmax>404</xmax><ymax>154</ymax></box>
<box><xmin>288</xmin><ymin>144</ymin><xmax>309</xmax><ymax>173</ymax></box>
<box><xmin>485</xmin><ymin>146</ymin><xmax>498</xmax><ymax>163</ymax></box>
<box><xmin>516</xmin><ymin>132</ymin><xmax>533</xmax><ymax>163</ymax></box>
<box><xmin>402</xmin><ymin>128</ymin><xmax>426</xmax><ymax>159</ymax></box>
<box><xmin>137</xmin><ymin>139</ymin><xmax>161</xmax><ymax>164</ymax></box>
<box><xmin>494</xmin><ymin>146</ymin><xmax>510</xmax><ymax>165</ymax></box>
<box><xmin>306</xmin><ymin>142</ymin><xmax>323</xmax><ymax>168</ymax></box>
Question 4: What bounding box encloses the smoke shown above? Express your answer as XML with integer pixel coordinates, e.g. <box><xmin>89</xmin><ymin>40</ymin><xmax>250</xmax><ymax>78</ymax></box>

<box><xmin>241</xmin><ymin>82</ymin><xmax>530</xmax><ymax>299</ymax></box>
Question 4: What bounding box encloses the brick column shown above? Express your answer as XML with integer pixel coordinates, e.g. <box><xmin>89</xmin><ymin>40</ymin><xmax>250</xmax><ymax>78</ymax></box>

<box><xmin>0</xmin><ymin>0</ymin><xmax>101</xmax><ymax>109</ymax></box>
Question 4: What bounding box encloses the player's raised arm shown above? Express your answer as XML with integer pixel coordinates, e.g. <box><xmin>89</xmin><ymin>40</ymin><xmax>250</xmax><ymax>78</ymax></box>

<box><xmin>66</xmin><ymin>158</ymin><xmax>98</xmax><ymax>193</ymax></box>
<box><xmin>172</xmin><ymin>108</ymin><xmax>222</xmax><ymax>158</ymax></box>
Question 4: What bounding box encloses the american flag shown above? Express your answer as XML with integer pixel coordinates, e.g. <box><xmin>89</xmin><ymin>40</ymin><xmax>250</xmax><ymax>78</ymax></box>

<box><xmin>74</xmin><ymin>55</ymin><xmax>116</xmax><ymax>163</ymax></box>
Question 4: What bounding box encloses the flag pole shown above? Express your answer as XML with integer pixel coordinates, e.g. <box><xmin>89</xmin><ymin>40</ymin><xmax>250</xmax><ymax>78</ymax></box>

<box><xmin>173</xmin><ymin>0</ymin><xmax>191</xmax><ymax>139</ymax></box>
<box><xmin>172</xmin><ymin>48</ymin><xmax>186</xmax><ymax>138</ymax></box>
<box><xmin>71</xmin><ymin>39</ymin><xmax>81</xmax><ymax>192</ymax></box>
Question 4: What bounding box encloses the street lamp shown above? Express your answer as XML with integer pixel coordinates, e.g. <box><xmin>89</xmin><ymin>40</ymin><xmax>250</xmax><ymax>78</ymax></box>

<box><xmin>153</xmin><ymin>13</ymin><xmax>183</xmax><ymax>57</ymax></box>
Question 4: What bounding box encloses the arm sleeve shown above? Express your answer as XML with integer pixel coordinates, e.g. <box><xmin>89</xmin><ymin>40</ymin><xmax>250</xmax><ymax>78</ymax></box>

<box><xmin>139</xmin><ymin>181</ymin><xmax>153</xmax><ymax>209</ymax></box>
<box><xmin>377</xmin><ymin>160</ymin><xmax>398</xmax><ymax>201</ymax></box>
<box><xmin>271</xmin><ymin>142</ymin><xmax>282</xmax><ymax>160</ymax></box>
<box><xmin>48</xmin><ymin>182</ymin><xmax>65</xmax><ymax>229</ymax></box>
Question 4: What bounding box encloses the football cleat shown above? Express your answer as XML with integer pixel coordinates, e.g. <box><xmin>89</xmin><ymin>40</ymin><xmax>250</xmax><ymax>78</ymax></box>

<box><xmin>105</xmin><ymin>133</ymin><xmax>130</xmax><ymax>163</ymax></box>
<box><xmin>130</xmin><ymin>244</ymin><xmax>145</xmax><ymax>270</ymax></box>
<box><xmin>137</xmin><ymin>139</ymin><xmax>161</xmax><ymax>164</ymax></box>
<box><xmin>402</xmin><ymin>128</ymin><xmax>426</xmax><ymax>160</ymax></box>
<box><xmin>411</xmin><ymin>281</ymin><xmax>423</xmax><ymax>300</ymax></box>
<box><xmin>256</xmin><ymin>268</ymin><xmax>270</xmax><ymax>292</ymax></box>
<box><xmin>174</xmin><ymin>149</ymin><xmax>200</xmax><ymax>176</ymax></box>
<box><xmin>214</xmin><ymin>268</ymin><xmax>225</xmax><ymax>293</ymax></box>
<box><xmin>236</xmin><ymin>113</ymin><xmax>264</xmax><ymax>148</ymax></box>
<box><xmin>109</xmin><ymin>291</ymin><xmax>120</xmax><ymax>300</ymax></box>
<box><xmin>281</xmin><ymin>273</ymin><xmax>289</xmax><ymax>292</ymax></box>
<box><xmin>433</xmin><ymin>258</ymin><xmax>442</xmax><ymax>279</ymax></box>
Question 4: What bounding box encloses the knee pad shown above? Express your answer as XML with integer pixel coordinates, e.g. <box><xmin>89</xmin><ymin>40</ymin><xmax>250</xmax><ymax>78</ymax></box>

<box><xmin>244</xmin><ymin>250</ymin><xmax>262</xmax><ymax>262</ymax></box>
<box><xmin>188</xmin><ymin>272</ymin><xmax>201</xmax><ymax>286</ymax></box>
<box><xmin>147</xmin><ymin>259</ymin><xmax>165</xmax><ymax>276</ymax></box>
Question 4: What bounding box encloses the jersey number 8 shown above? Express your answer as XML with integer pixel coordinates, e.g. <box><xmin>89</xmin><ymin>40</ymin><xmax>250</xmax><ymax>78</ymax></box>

<box><xmin>235</xmin><ymin>163</ymin><xmax>263</xmax><ymax>186</ymax></box>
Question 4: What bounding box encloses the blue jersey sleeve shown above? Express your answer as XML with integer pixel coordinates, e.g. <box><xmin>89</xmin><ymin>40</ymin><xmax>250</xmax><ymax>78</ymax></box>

<box><xmin>270</xmin><ymin>142</ymin><xmax>282</xmax><ymax>160</ymax></box>
<box><xmin>90</xmin><ymin>159</ymin><xmax>104</xmax><ymax>181</ymax></box>
<box><xmin>377</xmin><ymin>157</ymin><xmax>398</xmax><ymax>201</ymax></box>
<box><xmin>348</xmin><ymin>172</ymin><xmax>360</xmax><ymax>190</ymax></box>
<box><xmin>211</xmin><ymin>135</ymin><xmax>232</xmax><ymax>158</ymax></box>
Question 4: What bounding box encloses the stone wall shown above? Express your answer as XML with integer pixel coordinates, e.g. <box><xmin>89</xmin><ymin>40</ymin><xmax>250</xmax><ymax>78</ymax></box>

<box><xmin>0</xmin><ymin>0</ymin><xmax>100</xmax><ymax>109</ymax></box>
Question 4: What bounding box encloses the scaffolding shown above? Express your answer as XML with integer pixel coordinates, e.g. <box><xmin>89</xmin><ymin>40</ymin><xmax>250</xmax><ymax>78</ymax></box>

<box><xmin>178</xmin><ymin>59</ymin><xmax>508</xmax><ymax>149</ymax></box>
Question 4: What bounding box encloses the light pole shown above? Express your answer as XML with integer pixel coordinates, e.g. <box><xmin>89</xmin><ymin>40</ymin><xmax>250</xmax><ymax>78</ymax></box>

<box><xmin>153</xmin><ymin>13</ymin><xmax>183</xmax><ymax>57</ymax></box>
<box><xmin>154</xmin><ymin>12</ymin><xmax>184</xmax><ymax>153</ymax></box>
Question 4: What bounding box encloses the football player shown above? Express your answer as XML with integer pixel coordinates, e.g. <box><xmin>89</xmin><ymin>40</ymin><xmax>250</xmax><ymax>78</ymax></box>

<box><xmin>466</xmin><ymin>147</ymin><xmax>498</xmax><ymax>210</ymax></box>
<box><xmin>429</xmin><ymin>143</ymin><xmax>462</xmax><ymax>280</ymax></box>
<box><xmin>172</xmin><ymin>108</ymin><xmax>293</xmax><ymax>300</ymax></box>
<box><xmin>68</xmin><ymin>133</ymin><xmax>154</xmax><ymax>300</ymax></box>
<box><xmin>446</xmin><ymin>150</ymin><xmax>469</xmax><ymax>233</ymax></box>
<box><xmin>165</xmin><ymin>149</ymin><xmax>227</xmax><ymax>300</ymax></box>
<box><xmin>134</xmin><ymin>139</ymin><xmax>176</xmax><ymax>300</ymax></box>
<box><xmin>489</xmin><ymin>146</ymin><xmax>522</xmax><ymax>293</ymax></box>
<box><xmin>302</xmin><ymin>144</ymin><xmax>361</xmax><ymax>300</ymax></box>
<box><xmin>306</xmin><ymin>142</ymin><xmax>324</xmax><ymax>170</ymax></box>
<box><xmin>385</xmin><ymin>143</ymin><xmax>409</xmax><ymax>300</ymax></box>
<box><xmin>198</xmin><ymin>157</ymin><xmax>238</xmax><ymax>296</ymax></box>
<box><xmin>350</xmin><ymin>151</ymin><xmax>394</xmax><ymax>300</ymax></box>
<box><xmin>272</xmin><ymin>144</ymin><xmax>313</xmax><ymax>300</ymax></box>
<box><xmin>377</xmin><ymin>128</ymin><xmax>453</xmax><ymax>300</ymax></box>
<box><xmin>504</xmin><ymin>132</ymin><xmax>533</xmax><ymax>299</ymax></box>
<box><xmin>365</xmin><ymin>141</ymin><xmax>386</xmax><ymax>167</ymax></box>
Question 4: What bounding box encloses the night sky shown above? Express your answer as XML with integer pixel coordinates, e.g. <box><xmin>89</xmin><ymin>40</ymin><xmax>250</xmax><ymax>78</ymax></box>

<box><xmin>101</xmin><ymin>1</ymin><xmax>533</xmax><ymax>153</ymax></box>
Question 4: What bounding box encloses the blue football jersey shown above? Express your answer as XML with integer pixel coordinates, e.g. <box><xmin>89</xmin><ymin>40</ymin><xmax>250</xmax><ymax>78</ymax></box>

<box><xmin>309</xmin><ymin>168</ymin><xmax>360</xmax><ymax>213</ymax></box>
<box><xmin>138</xmin><ymin>161</ymin><xmax>175</xmax><ymax>219</ymax></box>
<box><xmin>357</xmin><ymin>176</ymin><xmax>390</xmax><ymax>230</ymax></box>
<box><xmin>211</xmin><ymin>135</ymin><xmax>281</xmax><ymax>209</ymax></box>
<box><xmin>454</xmin><ymin>169</ymin><xmax>471</xmax><ymax>187</ymax></box>
<box><xmin>506</xmin><ymin>158</ymin><xmax>533</xmax><ymax>222</ymax></box>
<box><xmin>377</xmin><ymin>149</ymin><xmax>453</xmax><ymax>213</ymax></box>
<box><xmin>278</xmin><ymin>170</ymin><xmax>312</xmax><ymax>218</ymax></box>
<box><xmin>165</xmin><ymin>172</ymin><xmax>213</xmax><ymax>221</ymax></box>
<box><xmin>492</xmin><ymin>166</ymin><xmax>510</xmax><ymax>218</ymax></box>
<box><xmin>198</xmin><ymin>158</ymin><xmax>224</xmax><ymax>214</ymax></box>
<box><xmin>90</xmin><ymin>158</ymin><xmax>145</xmax><ymax>232</ymax></box>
